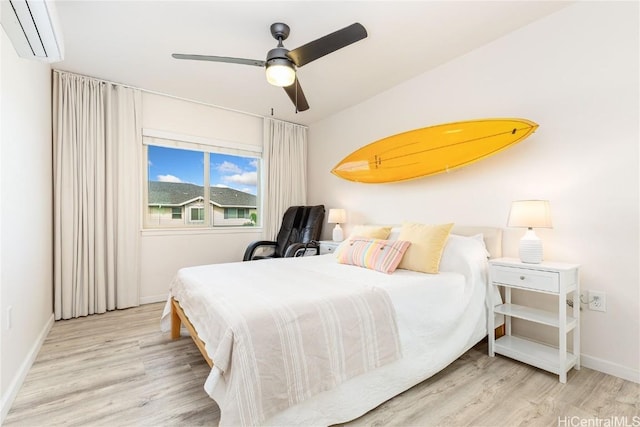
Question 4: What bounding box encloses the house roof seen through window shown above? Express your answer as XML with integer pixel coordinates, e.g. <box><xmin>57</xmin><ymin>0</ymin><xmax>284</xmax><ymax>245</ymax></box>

<box><xmin>148</xmin><ymin>181</ymin><xmax>256</xmax><ymax>208</ymax></box>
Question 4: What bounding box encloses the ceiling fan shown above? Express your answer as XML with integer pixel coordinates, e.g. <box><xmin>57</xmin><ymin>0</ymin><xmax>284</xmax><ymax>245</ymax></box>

<box><xmin>172</xmin><ymin>22</ymin><xmax>368</xmax><ymax>112</ymax></box>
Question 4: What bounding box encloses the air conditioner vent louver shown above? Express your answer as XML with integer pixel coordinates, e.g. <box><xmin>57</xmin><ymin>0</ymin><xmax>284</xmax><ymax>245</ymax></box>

<box><xmin>1</xmin><ymin>0</ymin><xmax>64</xmax><ymax>63</ymax></box>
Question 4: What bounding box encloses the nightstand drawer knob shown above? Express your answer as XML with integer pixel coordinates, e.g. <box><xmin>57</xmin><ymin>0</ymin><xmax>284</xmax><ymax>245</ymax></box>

<box><xmin>520</xmin><ymin>276</ymin><xmax>525</xmax><ymax>280</ymax></box>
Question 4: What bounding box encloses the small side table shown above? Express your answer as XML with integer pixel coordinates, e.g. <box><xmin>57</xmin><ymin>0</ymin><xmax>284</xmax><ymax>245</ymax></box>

<box><xmin>488</xmin><ymin>257</ymin><xmax>580</xmax><ymax>383</ymax></box>
<box><xmin>318</xmin><ymin>240</ymin><xmax>340</xmax><ymax>255</ymax></box>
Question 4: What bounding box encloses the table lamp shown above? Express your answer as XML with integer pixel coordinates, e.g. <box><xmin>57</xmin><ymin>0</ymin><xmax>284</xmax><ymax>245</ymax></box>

<box><xmin>327</xmin><ymin>209</ymin><xmax>346</xmax><ymax>242</ymax></box>
<box><xmin>507</xmin><ymin>200</ymin><xmax>552</xmax><ymax>264</ymax></box>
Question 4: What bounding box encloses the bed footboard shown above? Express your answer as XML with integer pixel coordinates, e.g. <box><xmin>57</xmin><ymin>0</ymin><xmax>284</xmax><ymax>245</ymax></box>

<box><xmin>171</xmin><ymin>298</ymin><xmax>214</xmax><ymax>367</ymax></box>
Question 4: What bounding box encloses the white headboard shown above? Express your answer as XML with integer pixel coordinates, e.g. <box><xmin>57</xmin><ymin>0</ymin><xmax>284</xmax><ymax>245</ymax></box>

<box><xmin>364</xmin><ymin>224</ymin><xmax>503</xmax><ymax>259</ymax></box>
<box><xmin>452</xmin><ymin>226</ymin><xmax>503</xmax><ymax>259</ymax></box>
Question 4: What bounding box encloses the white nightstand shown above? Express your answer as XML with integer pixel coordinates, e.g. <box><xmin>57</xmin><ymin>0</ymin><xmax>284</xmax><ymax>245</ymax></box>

<box><xmin>319</xmin><ymin>240</ymin><xmax>340</xmax><ymax>255</ymax></box>
<box><xmin>488</xmin><ymin>257</ymin><xmax>580</xmax><ymax>383</ymax></box>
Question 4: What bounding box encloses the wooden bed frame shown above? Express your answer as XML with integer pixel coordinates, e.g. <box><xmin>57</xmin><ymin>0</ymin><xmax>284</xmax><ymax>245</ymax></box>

<box><xmin>171</xmin><ymin>297</ymin><xmax>213</xmax><ymax>367</ymax></box>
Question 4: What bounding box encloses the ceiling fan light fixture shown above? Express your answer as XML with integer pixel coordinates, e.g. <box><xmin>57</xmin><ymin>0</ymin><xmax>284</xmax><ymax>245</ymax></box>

<box><xmin>265</xmin><ymin>59</ymin><xmax>296</xmax><ymax>87</ymax></box>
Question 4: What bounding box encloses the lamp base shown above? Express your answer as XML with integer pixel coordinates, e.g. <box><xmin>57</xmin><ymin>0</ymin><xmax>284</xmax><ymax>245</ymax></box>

<box><xmin>519</xmin><ymin>228</ymin><xmax>543</xmax><ymax>264</ymax></box>
<box><xmin>332</xmin><ymin>224</ymin><xmax>344</xmax><ymax>242</ymax></box>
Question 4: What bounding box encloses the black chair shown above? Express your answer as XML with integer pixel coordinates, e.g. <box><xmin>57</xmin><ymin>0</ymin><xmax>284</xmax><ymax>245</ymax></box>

<box><xmin>243</xmin><ymin>205</ymin><xmax>325</xmax><ymax>261</ymax></box>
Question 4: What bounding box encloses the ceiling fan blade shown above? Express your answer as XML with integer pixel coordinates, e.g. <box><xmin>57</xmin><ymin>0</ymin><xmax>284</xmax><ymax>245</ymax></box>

<box><xmin>283</xmin><ymin>78</ymin><xmax>310</xmax><ymax>112</ymax></box>
<box><xmin>287</xmin><ymin>23</ymin><xmax>367</xmax><ymax>67</ymax></box>
<box><xmin>172</xmin><ymin>53</ymin><xmax>265</xmax><ymax>67</ymax></box>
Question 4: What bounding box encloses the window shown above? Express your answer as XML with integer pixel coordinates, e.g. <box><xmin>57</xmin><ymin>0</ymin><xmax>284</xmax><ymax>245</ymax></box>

<box><xmin>144</xmin><ymin>131</ymin><xmax>261</xmax><ymax>229</ymax></box>
<box><xmin>189</xmin><ymin>207</ymin><xmax>204</xmax><ymax>222</ymax></box>
<box><xmin>224</xmin><ymin>208</ymin><xmax>250</xmax><ymax>219</ymax></box>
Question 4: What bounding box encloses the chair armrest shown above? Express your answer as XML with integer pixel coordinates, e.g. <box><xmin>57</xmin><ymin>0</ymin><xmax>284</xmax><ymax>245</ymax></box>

<box><xmin>284</xmin><ymin>241</ymin><xmax>319</xmax><ymax>258</ymax></box>
<box><xmin>243</xmin><ymin>240</ymin><xmax>276</xmax><ymax>261</ymax></box>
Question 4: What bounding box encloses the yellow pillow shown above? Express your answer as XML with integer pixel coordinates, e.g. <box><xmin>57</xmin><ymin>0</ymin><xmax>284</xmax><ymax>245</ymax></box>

<box><xmin>348</xmin><ymin>225</ymin><xmax>392</xmax><ymax>240</ymax></box>
<box><xmin>397</xmin><ymin>222</ymin><xmax>454</xmax><ymax>274</ymax></box>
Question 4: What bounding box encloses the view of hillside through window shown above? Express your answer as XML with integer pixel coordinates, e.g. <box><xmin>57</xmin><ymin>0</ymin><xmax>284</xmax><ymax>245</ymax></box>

<box><xmin>146</xmin><ymin>145</ymin><xmax>259</xmax><ymax>227</ymax></box>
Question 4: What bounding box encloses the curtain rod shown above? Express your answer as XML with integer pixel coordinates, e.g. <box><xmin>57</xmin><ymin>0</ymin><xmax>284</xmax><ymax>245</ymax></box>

<box><xmin>52</xmin><ymin>69</ymin><xmax>309</xmax><ymax>129</ymax></box>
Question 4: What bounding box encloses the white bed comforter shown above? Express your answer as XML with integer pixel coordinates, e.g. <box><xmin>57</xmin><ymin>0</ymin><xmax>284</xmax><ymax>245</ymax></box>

<box><xmin>168</xmin><ymin>257</ymin><xmax>402</xmax><ymax>426</ymax></box>
<box><xmin>161</xmin><ymin>233</ymin><xmax>491</xmax><ymax>426</ymax></box>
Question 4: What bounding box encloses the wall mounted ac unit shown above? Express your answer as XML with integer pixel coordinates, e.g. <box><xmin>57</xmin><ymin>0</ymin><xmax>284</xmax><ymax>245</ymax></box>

<box><xmin>1</xmin><ymin>0</ymin><xmax>64</xmax><ymax>63</ymax></box>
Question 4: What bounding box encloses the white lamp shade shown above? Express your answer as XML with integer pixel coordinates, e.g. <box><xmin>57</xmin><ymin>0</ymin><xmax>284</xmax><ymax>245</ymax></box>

<box><xmin>507</xmin><ymin>200</ymin><xmax>552</xmax><ymax>228</ymax></box>
<box><xmin>327</xmin><ymin>209</ymin><xmax>346</xmax><ymax>224</ymax></box>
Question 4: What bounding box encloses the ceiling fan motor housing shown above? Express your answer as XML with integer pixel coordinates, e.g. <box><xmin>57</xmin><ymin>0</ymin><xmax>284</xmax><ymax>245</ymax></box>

<box><xmin>266</xmin><ymin>46</ymin><xmax>293</xmax><ymax>66</ymax></box>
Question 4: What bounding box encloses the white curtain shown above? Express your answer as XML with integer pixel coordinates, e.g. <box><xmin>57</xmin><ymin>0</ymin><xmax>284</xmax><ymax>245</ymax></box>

<box><xmin>263</xmin><ymin>118</ymin><xmax>308</xmax><ymax>240</ymax></box>
<box><xmin>53</xmin><ymin>71</ymin><xmax>141</xmax><ymax>320</ymax></box>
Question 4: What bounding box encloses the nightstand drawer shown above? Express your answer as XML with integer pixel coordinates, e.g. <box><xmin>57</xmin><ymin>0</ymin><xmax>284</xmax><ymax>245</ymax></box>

<box><xmin>319</xmin><ymin>241</ymin><xmax>340</xmax><ymax>255</ymax></box>
<box><xmin>492</xmin><ymin>265</ymin><xmax>559</xmax><ymax>293</ymax></box>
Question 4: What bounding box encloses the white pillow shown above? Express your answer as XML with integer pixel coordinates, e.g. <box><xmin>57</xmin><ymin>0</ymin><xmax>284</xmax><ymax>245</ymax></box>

<box><xmin>439</xmin><ymin>234</ymin><xmax>490</xmax><ymax>273</ymax></box>
<box><xmin>387</xmin><ymin>226</ymin><xmax>402</xmax><ymax>241</ymax></box>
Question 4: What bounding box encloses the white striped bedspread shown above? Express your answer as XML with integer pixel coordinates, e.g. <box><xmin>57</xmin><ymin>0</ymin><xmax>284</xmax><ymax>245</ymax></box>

<box><xmin>167</xmin><ymin>256</ymin><xmax>402</xmax><ymax>426</ymax></box>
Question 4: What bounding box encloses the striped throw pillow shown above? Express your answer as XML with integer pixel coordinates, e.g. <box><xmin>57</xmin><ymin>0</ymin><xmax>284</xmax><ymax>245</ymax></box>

<box><xmin>336</xmin><ymin>238</ymin><xmax>411</xmax><ymax>274</ymax></box>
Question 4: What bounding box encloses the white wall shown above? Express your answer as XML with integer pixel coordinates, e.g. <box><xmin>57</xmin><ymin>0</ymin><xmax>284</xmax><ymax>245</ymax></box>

<box><xmin>0</xmin><ymin>25</ymin><xmax>54</xmax><ymax>419</ymax></box>
<box><xmin>0</xmin><ymin>46</ymin><xmax>266</xmax><ymax>418</ymax></box>
<box><xmin>308</xmin><ymin>2</ymin><xmax>639</xmax><ymax>381</ymax></box>
<box><xmin>139</xmin><ymin>93</ymin><xmax>263</xmax><ymax>302</ymax></box>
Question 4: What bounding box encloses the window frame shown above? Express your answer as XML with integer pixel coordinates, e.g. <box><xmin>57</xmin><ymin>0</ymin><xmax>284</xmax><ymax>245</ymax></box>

<box><xmin>230</xmin><ymin>208</ymin><xmax>250</xmax><ymax>219</ymax></box>
<box><xmin>189</xmin><ymin>206</ymin><xmax>205</xmax><ymax>223</ymax></box>
<box><xmin>171</xmin><ymin>207</ymin><xmax>182</xmax><ymax>220</ymax></box>
<box><xmin>142</xmin><ymin>129</ymin><xmax>262</xmax><ymax>231</ymax></box>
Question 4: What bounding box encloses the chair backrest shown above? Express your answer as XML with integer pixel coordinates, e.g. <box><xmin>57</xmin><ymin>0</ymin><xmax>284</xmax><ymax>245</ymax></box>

<box><xmin>274</xmin><ymin>205</ymin><xmax>325</xmax><ymax>257</ymax></box>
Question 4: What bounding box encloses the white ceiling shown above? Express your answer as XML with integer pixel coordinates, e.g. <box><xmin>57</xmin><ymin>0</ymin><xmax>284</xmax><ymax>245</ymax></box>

<box><xmin>53</xmin><ymin>1</ymin><xmax>571</xmax><ymax>125</ymax></box>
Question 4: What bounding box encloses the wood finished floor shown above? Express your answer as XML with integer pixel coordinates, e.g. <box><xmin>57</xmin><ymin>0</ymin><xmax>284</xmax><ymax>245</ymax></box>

<box><xmin>5</xmin><ymin>303</ymin><xmax>639</xmax><ymax>427</ymax></box>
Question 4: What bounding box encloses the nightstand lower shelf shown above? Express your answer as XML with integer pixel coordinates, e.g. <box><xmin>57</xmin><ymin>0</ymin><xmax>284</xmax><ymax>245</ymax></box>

<box><xmin>494</xmin><ymin>303</ymin><xmax>577</xmax><ymax>330</ymax></box>
<box><xmin>494</xmin><ymin>335</ymin><xmax>578</xmax><ymax>376</ymax></box>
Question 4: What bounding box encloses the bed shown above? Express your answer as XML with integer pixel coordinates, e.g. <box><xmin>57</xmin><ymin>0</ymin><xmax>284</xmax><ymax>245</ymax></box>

<box><xmin>161</xmin><ymin>225</ymin><xmax>503</xmax><ymax>426</ymax></box>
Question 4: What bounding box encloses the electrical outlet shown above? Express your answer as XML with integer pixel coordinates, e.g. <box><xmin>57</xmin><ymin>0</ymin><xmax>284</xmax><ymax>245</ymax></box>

<box><xmin>589</xmin><ymin>291</ymin><xmax>606</xmax><ymax>312</ymax></box>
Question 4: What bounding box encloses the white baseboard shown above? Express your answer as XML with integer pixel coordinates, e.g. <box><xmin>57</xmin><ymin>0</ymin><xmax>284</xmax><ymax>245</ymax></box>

<box><xmin>581</xmin><ymin>353</ymin><xmax>640</xmax><ymax>383</ymax></box>
<box><xmin>139</xmin><ymin>294</ymin><xmax>168</xmax><ymax>305</ymax></box>
<box><xmin>1</xmin><ymin>313</ymin><xmax>54</xmax><ymax>423</ymax></box>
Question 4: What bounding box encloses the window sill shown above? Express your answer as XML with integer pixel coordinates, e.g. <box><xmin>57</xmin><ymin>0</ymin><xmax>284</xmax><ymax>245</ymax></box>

<box><xmin>141</xmin><ymin>227</ymin><xmax>263</xmax><ymax>237</ymax></box>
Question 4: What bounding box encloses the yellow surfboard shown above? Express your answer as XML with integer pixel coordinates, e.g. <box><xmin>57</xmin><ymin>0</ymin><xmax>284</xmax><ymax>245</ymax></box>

<box><xmin>331</xmin><ymin>118</ymin><xmax>538</xmax><ymax>183</ymax></box>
